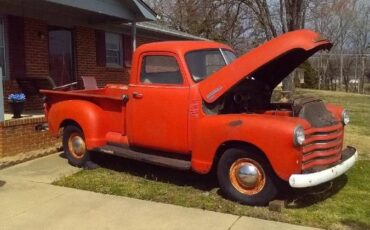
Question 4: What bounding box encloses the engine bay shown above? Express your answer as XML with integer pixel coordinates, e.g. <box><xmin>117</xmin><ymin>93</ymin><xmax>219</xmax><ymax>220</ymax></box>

<box><xmin>203</xmin><ymin>77</ymin><xmax>338</xmax><ymax>127</ymax></box>
<box><xmin>203</xmin><ymin>76</ymin><xmax>287</xmax><ymax>114</ymax></box>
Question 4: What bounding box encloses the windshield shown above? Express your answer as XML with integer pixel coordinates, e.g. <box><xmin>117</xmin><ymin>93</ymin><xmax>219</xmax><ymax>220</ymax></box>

<box><xmin>186</xmin><ymin>49</ymin><xmax>236</xmax><ymax>82</ymax></box>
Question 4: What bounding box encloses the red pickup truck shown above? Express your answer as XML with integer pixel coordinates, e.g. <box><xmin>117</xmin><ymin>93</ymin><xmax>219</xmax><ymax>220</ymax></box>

<box><xmin>42</xmin><ymin>29</ymin><xmax>357</xmax><ymax>206</ymax></box>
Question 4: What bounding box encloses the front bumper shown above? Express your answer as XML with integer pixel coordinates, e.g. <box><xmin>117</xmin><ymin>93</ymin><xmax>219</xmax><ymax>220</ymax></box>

<box><xmin>289</xmin><ymin>147</ymin><xmax>358</xmax><ymax>188</ymax></box>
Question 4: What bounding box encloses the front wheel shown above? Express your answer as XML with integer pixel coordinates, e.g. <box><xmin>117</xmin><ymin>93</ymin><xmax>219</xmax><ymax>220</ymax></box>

<box><xmin>63</xmin><ymin>125</ymin><xmax>90</xmax><ymax>167</ymax></box>
<box><xmin>217</xmin><ymin>148</ymin><xmax>278</xmax><ymax>206</ymax></box>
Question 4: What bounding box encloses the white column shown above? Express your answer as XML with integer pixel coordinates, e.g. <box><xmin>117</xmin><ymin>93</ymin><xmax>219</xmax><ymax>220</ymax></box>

<box><xmin>0</xmin><ymin>67</ymin><xmax>4</xmax><ymax>121</ymax></box>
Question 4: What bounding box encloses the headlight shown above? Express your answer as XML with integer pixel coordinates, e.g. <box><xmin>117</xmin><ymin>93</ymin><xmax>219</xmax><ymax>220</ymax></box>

<box><xmin>294</xmin><ymin>126</ymin><xmax>305</xmax><ymax>146</ymax></box>
<box><xmin>342</xmin><ymin>110</ymin><xmax>350</xmax><ymax>125</ymax></box>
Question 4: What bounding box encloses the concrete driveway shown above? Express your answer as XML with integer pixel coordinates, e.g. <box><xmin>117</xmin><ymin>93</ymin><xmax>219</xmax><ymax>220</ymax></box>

<box><xmin>0</xmin><ymin>154</ymin><xmax>320</xmax><ymax>230</ymax></box>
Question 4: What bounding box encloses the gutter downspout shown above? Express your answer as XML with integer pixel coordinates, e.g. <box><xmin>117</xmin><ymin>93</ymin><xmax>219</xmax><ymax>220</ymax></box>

<box><xmin>131</xmin><ymin>21</ymin><xmax>137</xmax><ymax>51</ymax></box>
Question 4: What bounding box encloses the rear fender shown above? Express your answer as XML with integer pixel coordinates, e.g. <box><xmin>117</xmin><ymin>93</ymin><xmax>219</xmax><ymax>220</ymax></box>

<box><xmin>47</xmin><ymin>100</ymin><xmax>108</xmax><ymax>149</ymax></box>
<box><xmin>191</xmin><ymin>114</ymin><xmax>310</xmax><ymax>180</ymax></box>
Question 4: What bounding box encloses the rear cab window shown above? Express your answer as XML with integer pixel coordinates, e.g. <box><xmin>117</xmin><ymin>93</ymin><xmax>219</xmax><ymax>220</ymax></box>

<box><xmin>140</xmin><ymin>55</ymin><xmax>183</xmax><ymax>85</ymax></box>
<box><xmin>185</xmin><ymin>49</ymin><xmax>236</xmax><ymax>82</ymax></box>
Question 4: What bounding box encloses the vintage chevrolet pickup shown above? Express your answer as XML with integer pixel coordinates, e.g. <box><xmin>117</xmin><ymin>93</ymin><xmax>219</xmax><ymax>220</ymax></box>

<box><xmin>41</xmin><ymin>29</ymin><xmax>358</xmax><ymax>206</ymax></box>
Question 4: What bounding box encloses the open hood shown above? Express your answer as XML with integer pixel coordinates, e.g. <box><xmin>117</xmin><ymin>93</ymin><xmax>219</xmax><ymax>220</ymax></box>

<box><xmin>199</xmin><ymin>29</ymin><xmax>332</xmax><ymax>103</ymax></box>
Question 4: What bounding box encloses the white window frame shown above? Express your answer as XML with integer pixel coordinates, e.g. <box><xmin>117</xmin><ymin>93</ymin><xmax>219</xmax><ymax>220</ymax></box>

<box><xmin>0</xmin><ymin>16</ymin><xmax>8</xmax><ymax>80</ymax></box>
<box><xmin>105</xmin><ymin>32</ymin><xmax>123</xmax><ymax>68</ymax></box>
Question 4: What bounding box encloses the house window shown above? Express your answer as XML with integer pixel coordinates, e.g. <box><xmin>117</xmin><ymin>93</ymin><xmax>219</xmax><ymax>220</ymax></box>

<box><xmin>105</xmin><ymin>32</ymin><xmax>122</xmax><ymax>67</ymax></box>
<box><xmin>0</xmin><ymin>17</ymin><xmax>7</xmax><ymax>78</ymax></box>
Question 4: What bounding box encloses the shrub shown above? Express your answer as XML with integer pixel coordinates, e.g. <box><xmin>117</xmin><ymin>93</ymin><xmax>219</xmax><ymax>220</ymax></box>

<box><xmin>300</xmin><ymin>62</ymin><xmax>318</xmax><ymax>89</ymax></box>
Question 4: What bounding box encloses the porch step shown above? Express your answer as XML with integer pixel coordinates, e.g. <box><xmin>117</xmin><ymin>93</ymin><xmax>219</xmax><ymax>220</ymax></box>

<box><xmin>96</xmin><ymin>144</ymin><xmax>192</xmax><ymax>171</ymax></box>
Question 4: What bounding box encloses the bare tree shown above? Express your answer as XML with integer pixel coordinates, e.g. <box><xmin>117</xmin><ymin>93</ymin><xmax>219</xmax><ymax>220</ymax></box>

<box><xmin>239</xmin><ymin>0</ymin><xmax>278</xmax><ymax>40</ymax></box>
<box><xmin>307</xmin><ymin>0</ymin><xmax>370</xmax><ymax>92</ymax></box>
<box><xmin>238</xmin><ymin>0</ymin><xmax>307</xmax><ymax>92</ymax></box>
<box><xmin>146</xmin><ymin>0</ymin><xmax>253</xmax><ymax>51</ymax></box>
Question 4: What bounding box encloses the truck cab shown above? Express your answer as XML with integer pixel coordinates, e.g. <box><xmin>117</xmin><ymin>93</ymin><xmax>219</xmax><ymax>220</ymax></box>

<box><xmin>126</xmin><ymin>41</ymin><xmax>235</xmax><ymax>154</ymax></box>
<box><xmin>41</xmin><ymin>29</ymin><xmax>358</xmax><ymax>206</ymax></box>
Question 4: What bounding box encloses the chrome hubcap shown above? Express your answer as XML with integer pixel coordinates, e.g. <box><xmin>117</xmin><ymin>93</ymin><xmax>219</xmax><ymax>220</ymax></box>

<box><xmin>236</xmin><ymin>164</ymin><xmax>259</xmax><ymax>188</ymax></box>
<box><xmin>68</xmin><ymin>134</ymin><xmax>86</xmax><ymax>157</ymax></box>
<box><xmin>229</xmin><ymin>158</ymin><xmax>266</xmax><ymax>195</ymax></box>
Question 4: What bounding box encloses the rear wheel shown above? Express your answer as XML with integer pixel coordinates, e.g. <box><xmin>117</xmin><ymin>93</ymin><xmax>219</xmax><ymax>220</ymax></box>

<box><xmin>217</xmin><ymin>147</ymin><xmax>278</xmax><ymax>206</ymax></box>
<box><xmin>63</xmin><ymin>125</ymin><xmax>89</xmax><ymax>167</ymax></box>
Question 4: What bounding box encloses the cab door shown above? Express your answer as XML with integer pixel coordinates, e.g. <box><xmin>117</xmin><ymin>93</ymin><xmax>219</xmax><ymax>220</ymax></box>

<box><xmin>127</xmin><ymin>53</ymin><xmax>189</xmax><ymax>154</ymax></box>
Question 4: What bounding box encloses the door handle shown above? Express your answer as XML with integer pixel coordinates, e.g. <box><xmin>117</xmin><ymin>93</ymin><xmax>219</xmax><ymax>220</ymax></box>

<box><xmin>132</xmin><ymin>91</ymin><xmax>143</xmax><ymax>99</ymax></box>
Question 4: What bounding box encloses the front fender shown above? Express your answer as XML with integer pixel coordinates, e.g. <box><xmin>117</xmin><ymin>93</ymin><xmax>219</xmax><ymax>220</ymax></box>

<box><xmin>326</xmin><ymin>103</ymin><xmax>344</xmax><ymax>122</ymax></box>
<box><xmin>191</xmin><ymin>114</ymin><xmax>310</xmax><ymax>180</ymax></box>
<box><xmin>47</xmin><ymin>100</ymin><xmax>108</xmax><ymax>149</ymax></box>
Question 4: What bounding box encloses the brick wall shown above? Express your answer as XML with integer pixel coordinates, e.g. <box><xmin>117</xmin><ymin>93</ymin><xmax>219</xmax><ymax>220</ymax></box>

<box><xmin>74</xmin><ymin>27</ymin><xmax>131</xmax><ymax>86</ymax></box>
<box><xmin>0</xmin><ymin>117</ymin><xmax>61</xmax><ymax>157</ymax></box>
<box><xmin>24</xmin><ymin>19</ymin><xmax>49</xmax><ymax>77</ymax></box>
<box><xmin>74</xmin><ymin>27</ymin><xmax>165</xmax><ymax>87</ymax></box>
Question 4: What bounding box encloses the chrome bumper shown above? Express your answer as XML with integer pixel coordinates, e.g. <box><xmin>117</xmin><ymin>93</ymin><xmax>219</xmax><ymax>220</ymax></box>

<box><xmin>289</xmin><ymin>147</ymin><xmax>358</xmax><ymax>188</ymax></box>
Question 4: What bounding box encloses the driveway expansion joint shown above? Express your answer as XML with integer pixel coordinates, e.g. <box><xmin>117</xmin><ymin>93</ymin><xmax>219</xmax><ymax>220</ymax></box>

<box><xmin>228</xmin><ymin>216</ymin><xmax>242</xmax><ymax>230</ymax></box>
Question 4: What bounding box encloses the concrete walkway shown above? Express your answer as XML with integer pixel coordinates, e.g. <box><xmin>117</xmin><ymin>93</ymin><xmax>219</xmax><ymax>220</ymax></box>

<box><xmin>0</xmin><ymin>154</ymin><xmax>320</xmax><ymax>230</ymax></box>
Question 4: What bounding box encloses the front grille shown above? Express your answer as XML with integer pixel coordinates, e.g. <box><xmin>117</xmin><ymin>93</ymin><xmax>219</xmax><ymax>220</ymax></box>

<box><xmin>301</xmin><ymin>123</ymin><xmax>344</xmax><ymax>172</ymax></box>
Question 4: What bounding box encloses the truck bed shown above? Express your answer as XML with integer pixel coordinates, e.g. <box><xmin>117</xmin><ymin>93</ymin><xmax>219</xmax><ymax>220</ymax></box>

<box><xmin>40</xmin><ymin>84</ymin><xmax>128</xmax><ymax>102</ymax></box>
<box><xmin>41</xmin><ymin>84</ymin><xmax>129</xmax><ymax>141</ymax></box>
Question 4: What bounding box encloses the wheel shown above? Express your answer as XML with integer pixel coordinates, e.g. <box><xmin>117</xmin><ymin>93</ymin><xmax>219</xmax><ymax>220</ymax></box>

<box><xmin>63</xmin><ymin>125</ymin><xmax>89</xmax><ymax>167</ymax></box>
<box><xmin>217</xmin><ymin>147</ymin><xmax>278</xmax><ymax>206</ymax></box>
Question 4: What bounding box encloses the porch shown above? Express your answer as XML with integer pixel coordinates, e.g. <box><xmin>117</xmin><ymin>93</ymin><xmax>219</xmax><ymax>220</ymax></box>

<box><xmin>4</xmin><ymin>110</ymin><xmax>44</xmax><ymax>121</ymax></box>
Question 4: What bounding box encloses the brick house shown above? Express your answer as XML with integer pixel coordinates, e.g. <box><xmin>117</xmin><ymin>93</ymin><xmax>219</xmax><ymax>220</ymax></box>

<box><xmin>0</xmin><ymin>0</ymin><xmax>204</xmax><ymax>159</ymax></box>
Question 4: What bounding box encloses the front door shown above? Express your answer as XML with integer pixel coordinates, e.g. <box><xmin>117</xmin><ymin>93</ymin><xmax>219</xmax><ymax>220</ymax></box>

<box><xmin>48</xmin><ymin>28</ymin><xmax>74</xmax><ymax>86</ymax></box>
<box><xmin>127</xmin><ymin>54</ymin><xmax>189</xmax><ymax>154</ymax></box>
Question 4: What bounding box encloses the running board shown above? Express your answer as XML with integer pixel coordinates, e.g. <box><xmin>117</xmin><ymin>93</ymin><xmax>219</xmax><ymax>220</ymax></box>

<box><xmin>96</xmin><ymin>145</ymin><xmax>192</xmax><ymax>171</ymax></box>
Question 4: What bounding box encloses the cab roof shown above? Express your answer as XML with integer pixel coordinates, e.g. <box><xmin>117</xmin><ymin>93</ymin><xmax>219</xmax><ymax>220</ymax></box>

<box><xmin>135</xmin><ymin>41</ymin><xmax>233</xmax><ymax>56</ymax></box>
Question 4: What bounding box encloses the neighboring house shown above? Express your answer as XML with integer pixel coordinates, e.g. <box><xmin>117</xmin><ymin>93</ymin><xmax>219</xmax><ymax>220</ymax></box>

<box><xmin>0</xmin><ymin>0</ymin><xmax>204</xmax><ymax>158</ymax></box>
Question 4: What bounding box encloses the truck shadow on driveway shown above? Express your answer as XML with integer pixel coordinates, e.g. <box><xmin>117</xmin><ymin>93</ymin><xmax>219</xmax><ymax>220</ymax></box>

<box><xmin>90</xmin><ymin>152</ymin><xmax>219</xmax><ymax>192</ymax></box>
<box><xmin>88</xmin><ymin>152</ymin><xmax>348</xmax><ymax>207</ymax></box>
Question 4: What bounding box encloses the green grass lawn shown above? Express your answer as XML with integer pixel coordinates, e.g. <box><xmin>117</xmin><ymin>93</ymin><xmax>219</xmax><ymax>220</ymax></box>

<box><xmin>54</xmin><ymin>89</ymin><xmax>370</xmax><ymax>230</ymax></box>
